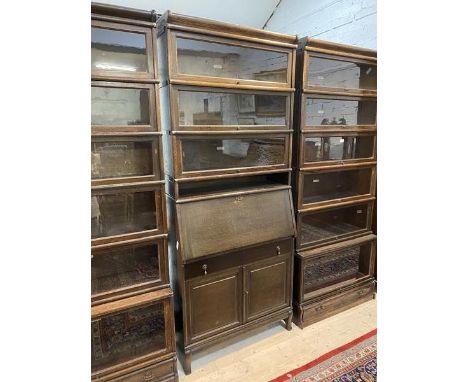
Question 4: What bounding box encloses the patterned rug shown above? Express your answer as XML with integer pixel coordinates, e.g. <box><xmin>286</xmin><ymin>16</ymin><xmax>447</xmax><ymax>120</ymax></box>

<box><xmin>270</xmin><ymin>329</ymin><xmax>377</xmax><ymax>382</ymax></box>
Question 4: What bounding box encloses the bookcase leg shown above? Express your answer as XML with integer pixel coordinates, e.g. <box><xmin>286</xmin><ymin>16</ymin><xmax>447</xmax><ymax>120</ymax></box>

<box><xmin>286</xmin><ymin>311</ymin><xmax>293</xmax><ymax>331</ymax></box>
<box><xmin>183</xmin><ymin>349</ymin><xmax>192</xmax><ymax>375</ymax></box>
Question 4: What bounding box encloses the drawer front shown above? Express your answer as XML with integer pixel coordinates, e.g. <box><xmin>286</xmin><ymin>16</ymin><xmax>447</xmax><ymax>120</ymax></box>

<box><xmin>302</xmin><ymin>281</ymin><xmax>375</xmax><ymax>325</ymax></box>
<box><xmin>184</xmin><ymin>239</ymin><xmax>292</xmax><ymax>280</ymax></box>
<box><xmin>91</xmin><ymin>186</ymin><xmax>165</xmax><ymax>245</ymax></box>
<box><xmin>106</xmin><ymin>359</ymin><xmax>175</xmax><ymax>382</ymax></box>
<box><xmin>169</xmin><ymin>31</ymin><xmax>293</xmax><ymax>87</ymax></box>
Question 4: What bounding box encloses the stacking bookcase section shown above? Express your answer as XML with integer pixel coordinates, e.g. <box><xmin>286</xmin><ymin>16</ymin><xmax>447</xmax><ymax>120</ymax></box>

<box><xmin>292</xmin><ymin>38</ymin><xmax>377</xmax><ymax>328</ymax></box>
<box><xmin>157</xmin><ymin>11</ymin><xmax>297</xmax><ymax>374</ymax></box>
<box><xmin>91</xmin><ymin>4</ymin><xmax>177</xmax><ymax>381</ymax></box>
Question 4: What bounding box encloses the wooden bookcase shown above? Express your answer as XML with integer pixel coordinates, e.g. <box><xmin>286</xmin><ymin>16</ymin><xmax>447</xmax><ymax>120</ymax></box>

<box><xmin>292</xmin><ymin>38</ymin><xmax>377</xmax><ymax>328</ymax></box>
<box><xmin>156</xmin><ymin>11</ymin><xmax>297</xmax><ymax>374</ymax></box>
<box><xmin>91</xmin><ymin>4</ymin><xmax>178</xmax><ymax>381</ymax></box>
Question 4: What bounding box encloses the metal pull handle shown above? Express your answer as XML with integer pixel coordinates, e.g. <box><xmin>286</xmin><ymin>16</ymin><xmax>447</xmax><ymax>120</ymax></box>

<box><xmin>276</xmin><ymin>246</ymin><xmax>281</xmax><ymax>255</ymax></box>
<box><xmin>202</xmin><ymin>264</ymin><xmax>208</xmax><ymax>275</ymax></box>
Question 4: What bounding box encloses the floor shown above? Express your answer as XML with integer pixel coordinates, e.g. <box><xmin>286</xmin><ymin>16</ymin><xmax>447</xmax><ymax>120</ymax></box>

<box><xmin>177</xmin><ymin>298</ymin><xmax>377</xmax><ymax>381</ymax></box>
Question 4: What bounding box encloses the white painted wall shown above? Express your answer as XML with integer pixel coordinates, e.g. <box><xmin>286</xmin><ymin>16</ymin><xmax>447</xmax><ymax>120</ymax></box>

<box><xmin>264</xmin><ymin>0</ymin><xmax>377</xmax><ymax>49</ymax></box>
<box><xmin>93</xmin><ymin>0</ymin><xmax>279</xmax><ymax>29</ymax></box>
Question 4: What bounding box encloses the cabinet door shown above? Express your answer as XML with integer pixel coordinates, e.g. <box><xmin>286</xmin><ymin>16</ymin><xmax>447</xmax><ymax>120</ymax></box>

<box><xmin>185</xmin><ymin>268</ymin><xmax>243</xmax><ymax>342</ymax></box>
<box><xmin>244</xmin><ymin>255</ymin><xmax>291</xmax><ymax>322</ymax></box>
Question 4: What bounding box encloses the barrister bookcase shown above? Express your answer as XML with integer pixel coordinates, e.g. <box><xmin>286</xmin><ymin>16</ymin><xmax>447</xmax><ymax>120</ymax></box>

<box><xmin>292</xmin><ymin>38</ymin><xmax>377</xmax><ymax>328</ymax></box>
<box><xmin>91</xmin><ymin>4</ymin><xmax>177</xmax><ymax>381</ymax></box>
<box><xmin>156</xmin><ymin>12</ymin><xmax>297</xmax><ymax>374</ymax></box>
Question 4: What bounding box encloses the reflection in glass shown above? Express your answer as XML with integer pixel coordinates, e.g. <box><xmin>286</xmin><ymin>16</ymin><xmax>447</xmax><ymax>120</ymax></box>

<box><xmin>300</xmin><ymin>204</ymin><xmax>369</xmax><ymax>246</ymax></box>
<box><xmin>181</xmin><ymin>137</ymin><xmax>286</xmax><ymax>172</ymax></box>
<box><xmin>303</xmin><ymin>168</ymin><xmax>373</xmax><ymax>204</ymax></box>
<box><xmin>308</xmin><ymin>57</ymin><xmax>376</xmax><ymax>90</ymax></box>
<box><xmin>91</xmin><ymin>141</ymin><xmax>154</xmax><ymax>179</ymax></box>
<box><xmin>305</xmin><ymin>98</ymin><xmax>376</xmax><ymax>126</ymax></box>
<box><xmin>92</xmin><ymin>86</ymin><xmax>150</xmax><ymax>126</ymax></box>
<box><xmin>91</xmin><ymin>191</ymin><xmax>156</xmax><ymax>238</ymax></box>
<box><xmin>304</xmin><ymin>135</ymin><xmax>374</xmax><ymax>163</ymax></box>
<box><xmin>92</xmin><ymin>244</ymin><xmax>160</xmax><ymax>295</ymax></box>
<box><xmin>91</xmin><ymin>302</ymin><xmax>166</xmax><ymax>372</ymax></box>
<box><xmin>91</xmin><ymin>27</ymin><xmax>148</xmax><ymax>73</ymax></box>
<box><xmin>178</xmin><ymin>90</ymin><xmax>287</xmax><ymax>126</ymax></box>
<box><xmin>176</xmin><ymin>37</ymin><xmax>288</xmax><ymax>82</ymax></box>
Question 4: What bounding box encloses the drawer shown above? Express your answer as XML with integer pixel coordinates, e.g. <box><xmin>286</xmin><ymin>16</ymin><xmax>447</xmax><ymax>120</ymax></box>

<box><xmin>91</xmin><ymin>20</ymin><xmax>155</xmax><ymax>81</ymax></box>
<box><xmin>301</xmin><ymin>131</ymin><xmax>376</xmax><ymax>168</ymax></box>
<box><xmin>91</xmin><ymin>185</ymin><xmax>166</xmax><ymax>245</ymax></box>
<box><xmin>297</xmin><ymin>202</ymin><xmax>372</xmax><ymax>250</ymax></box>
<box><xmin>92</xmin><ymin>237</ymin><xmax>169</xmax><ymax>305</ymax></box>
<box><xmin>185</xmin><ymin>238</ymin><xmax>292</xmax><ymax>279</ymax></box>
<box><xmin>168</xmin><ymin>30</ymin><xmax>293</xmax><ymax>88</ymax></box>
<box><xmin>172</xmin><ymin>86</ymin><xmax>291</xmax><ymax>131</ymax></box>
<box><xmin>301</xmin><ymin>280</ymin><xmax>375</xmax><ymax>325</ymax></box>
<box><xmin>106</xmin><ymin>358</ymin><xmax>175</xmax><ymax>382</ymax></box>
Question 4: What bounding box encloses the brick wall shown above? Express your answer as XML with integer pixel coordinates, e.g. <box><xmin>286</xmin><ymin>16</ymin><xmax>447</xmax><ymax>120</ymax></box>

<box><xmin>264</xmin><ymin>0</ymin><xmax>376</xmax><ymax>49</ymax></box>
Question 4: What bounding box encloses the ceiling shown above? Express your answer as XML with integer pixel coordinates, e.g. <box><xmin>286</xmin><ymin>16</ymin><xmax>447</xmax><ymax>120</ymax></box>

<box><xmin>93</xmin><ymin>0</ymin><xmax>281</xmax><ymax>29</ymax></box>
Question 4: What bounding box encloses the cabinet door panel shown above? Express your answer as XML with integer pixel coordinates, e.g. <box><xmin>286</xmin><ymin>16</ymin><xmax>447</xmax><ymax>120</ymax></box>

<box><xmin>186</xmin><ymin>268</ymin><xmax>242</xmax><ymax>341</ymax></box>
<box><xmin>245</xmin><ymin>256</ymin><xmax>290</xmax><ymax>321</ymax></box>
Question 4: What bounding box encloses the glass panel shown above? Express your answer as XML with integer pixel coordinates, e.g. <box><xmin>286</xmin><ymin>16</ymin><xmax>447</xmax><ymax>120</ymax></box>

<box><xmin>304</xmin><ymin>245</ymin><xmax>361</xmax><ymax>293</ymax></box>
<box><xmin>181</xmin><ymin>137</ymin><xmax>286</xmax><ymax>172</ymax></box>
<box><xmin>304</xmin><ymin>135</ymin><xmax>374</xmax><ymax>163</ymax></box>
<box><xmin>91</xmin><ymin>86</ymin><xmax>150</xmax><ymax>126</ymax></box>
<box><xmin>178</xmin><ymin>90</ymin><xmax>287</xmax><ymax>126</ymax></box>
<box><xmin>300</xmin><ymin>204</ymin><xmax>369</xmax><ymax>246</ymax></box>
<box><xmin>91</xmin><ymin>191</ymin><xmax>156</xmax><ymax>238</ymax></box>
<box><xmin>91</xmin><ymin>140</ymin><xmax>154</xmax><ymax>180</ymax></box>
<box><xmin>91</xmin><ymin>302</ymin><xmax>166</xmax><ymax>372</ymax></box>
<box><xmin>303</xmin><ymin>168</ymin><xmax>373</xmax><ymax>204</ymax></box>
<box><xmin>305</xmin><ymin>98</ymin><xmax>376</xmax><ymax>126</ymax></box>
<box><xmin>92</xmin><ymin>244</ymin><xmax>160</xmax><ymax>295</ymax></box>
<box><xmin>176</xmin><ymin>37</ymin><xmax>288</xmax><ymax>83</ymax></box>
<box><xmin>91</xmin><ymin>27</ymin><xmax>148</xmax><ymax>73</ymax></box>
<box><xmin>308</xmin><ymin>56</ymin><xmax>377</xmax><ymax>90</ymax></box>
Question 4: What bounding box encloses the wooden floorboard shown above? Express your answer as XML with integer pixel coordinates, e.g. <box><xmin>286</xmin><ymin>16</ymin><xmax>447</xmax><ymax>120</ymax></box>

<box><xmin>178</xmin><ymin>297</ymin><xmax>377</xmax><ymax>381</ymax></box>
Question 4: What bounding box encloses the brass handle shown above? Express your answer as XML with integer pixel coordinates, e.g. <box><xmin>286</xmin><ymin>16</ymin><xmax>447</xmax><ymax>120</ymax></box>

<box><xmin>202</xmin><ymin>264</ymin><xmax>208</xmax><ymax>275</ymax></box>
<box><xmin>276</xmin><ymin>246</ymin><xmax>281</xmax><ymax>255</ymax></box>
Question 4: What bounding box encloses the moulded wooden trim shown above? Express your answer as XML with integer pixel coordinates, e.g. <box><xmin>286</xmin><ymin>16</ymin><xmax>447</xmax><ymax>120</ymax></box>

<box><xmin>175</xmin><ymin>184</ymin><xmax>292</xmax><ymax>204</ymax></box>
<box><xmin>169</xmin><ymin>78</ymin><xmax>294</xmax><ymax>92</ymax></box>
<box><xmin>91</xmin><ymin>233</ymin><xmax>169</xmax><ymax>250</ymax></box>
<box><xmin>91</xmin><ymin>288</ymin><xmax>173</xmax><ymax>318</ymax></box>
<box><xmin>298</xmin><ymin>195</ymin><xmax>376</xmax><ymax>213</ymax></box>
<box><xmin>173</xmin><ymin>167</ymin><xmax>292</xmax><ymax>184</ymax></box>
<box><xmin>91</xmin><ymin>2</ymin><xmax>158</xmax><ymax>23</ymax></box>
<box><xmin>171</xmin><ymin>129</ymin><xmax>293</xmax><ymax>135</ymax></box>
<box><xmin>296</xmin><ymin>234</ymin><xmax>376</xmax><ymax>259</ymax></box>
<box><xmin>159</xmin><ymin>11</ymin><xmax>297</xmax><ymax>46</ymax></box>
